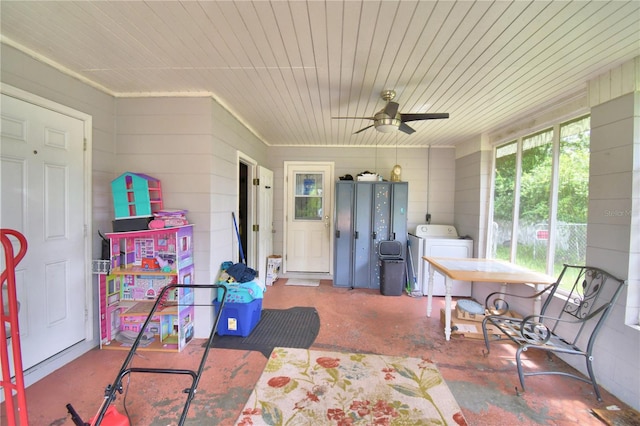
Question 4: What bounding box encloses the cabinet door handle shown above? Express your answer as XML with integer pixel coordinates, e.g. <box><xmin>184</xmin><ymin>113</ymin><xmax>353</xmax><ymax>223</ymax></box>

<box><xmin>355</xmin><ymin>231</ymin><xmax>359</xmax><ymax>239</ymax></box>
<box><xmin>336</xmin><ymin>230</ymin><xmax>341</xmax><ymax>238</ymax></box>
<box><xmin>372</xmin><ymin>231</ymin><xmax>377</xmax><ymax>239</ymax></box>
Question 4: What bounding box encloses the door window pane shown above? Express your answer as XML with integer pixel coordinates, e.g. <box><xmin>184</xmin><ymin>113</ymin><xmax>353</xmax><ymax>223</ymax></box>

<box><xmin>294</xmin><ymin>173</ymin><xmax>323</xmax><ymax>220</ymax></box>
<box><xmin>492</xmin><ymin>142</ymin><xmax>517</xmax><ymax>261</ymax></box>
<box><xmin>516</xmin><ymin>130</ymin><xmax>553</xmax><ymax>272</ymax></box>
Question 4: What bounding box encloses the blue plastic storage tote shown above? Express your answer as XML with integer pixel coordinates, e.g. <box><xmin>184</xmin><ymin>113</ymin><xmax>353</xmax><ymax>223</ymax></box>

<box><xmin>213</xmin><ymin>298</ymin><xmax>262</xmax><ymax>337</ymax></box>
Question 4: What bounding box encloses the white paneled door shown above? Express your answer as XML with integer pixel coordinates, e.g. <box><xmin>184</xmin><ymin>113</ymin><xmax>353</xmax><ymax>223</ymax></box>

<box><xmin>284</xmin><ymin>162</ymin><xmax>333</xmax><ymax>274</ymax></box>
<box><xmin>256</xmin><ymin>166</ymin><xmax>274</xmax><ymax>286</ymax></box>
<box><xmin>1</xmin><ymin>93</ymin><xmax>87</xmax><ymax>370</ymax></box>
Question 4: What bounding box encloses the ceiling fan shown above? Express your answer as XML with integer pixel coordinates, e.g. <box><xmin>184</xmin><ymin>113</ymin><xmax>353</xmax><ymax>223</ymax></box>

<box><xmin>333</xmin><ymin>89</ymin><xmax>449</xmax><ymax>134</ymax></box>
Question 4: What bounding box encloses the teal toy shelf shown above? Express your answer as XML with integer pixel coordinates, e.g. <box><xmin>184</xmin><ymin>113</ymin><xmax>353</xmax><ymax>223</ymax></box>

<box><xmin>111</xmin><ymin>172</ymin><xmax>163</xmax><ymax>219</ymax></box>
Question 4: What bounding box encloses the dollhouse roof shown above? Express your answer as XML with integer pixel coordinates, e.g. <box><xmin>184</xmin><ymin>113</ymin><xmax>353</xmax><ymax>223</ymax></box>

<box><xmin>113</xmin><ymin>172</ymin><xmax>160</xmax><ymax>183</ymax></box>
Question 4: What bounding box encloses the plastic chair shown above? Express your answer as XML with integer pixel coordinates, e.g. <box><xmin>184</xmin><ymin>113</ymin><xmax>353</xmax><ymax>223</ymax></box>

<box><xmin>481</xmin><ymin>264</ymin><xmax>626</xmax><ymax>401</ymax></box>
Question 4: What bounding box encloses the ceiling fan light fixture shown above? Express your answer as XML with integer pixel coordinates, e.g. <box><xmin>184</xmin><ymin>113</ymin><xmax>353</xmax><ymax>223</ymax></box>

<box><xmin>374</xmin><ymin>117</ymin><xmax>400</xmax><ymax>133</ymax></box>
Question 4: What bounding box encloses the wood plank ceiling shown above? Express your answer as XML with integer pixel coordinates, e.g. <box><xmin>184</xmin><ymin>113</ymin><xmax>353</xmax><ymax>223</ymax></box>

<box><xmin>1</xmin><ymin>1</ymin><xmax>639</xmax><ymax>147</ymax></box>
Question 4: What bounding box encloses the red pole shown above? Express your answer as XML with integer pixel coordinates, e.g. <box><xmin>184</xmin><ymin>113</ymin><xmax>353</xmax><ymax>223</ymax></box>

<box><xmin>1</xmin><ymin>229</ymin><xmax>29</xmax><ymax>425</ymax></box>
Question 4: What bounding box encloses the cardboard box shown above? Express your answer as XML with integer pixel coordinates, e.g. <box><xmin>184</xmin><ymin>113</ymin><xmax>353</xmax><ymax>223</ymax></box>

<box><xmin>266</xmin><ymin>255</ymin><xmax>282</xmax><ymax>286</ymax></box>
<box><xmin>440</xmin><ymin>309</ymin><xmax>517</xmax><ymax>340</ymax></box>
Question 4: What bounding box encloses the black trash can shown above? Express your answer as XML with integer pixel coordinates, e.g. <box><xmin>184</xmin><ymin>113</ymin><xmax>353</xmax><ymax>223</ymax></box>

<box><xmin>378</xmin><ymin>240</ymin><xmax>405</xmax><ymax>296</ymax></box>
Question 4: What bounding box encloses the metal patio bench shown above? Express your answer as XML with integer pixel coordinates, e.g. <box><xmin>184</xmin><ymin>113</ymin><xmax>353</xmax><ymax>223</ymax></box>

<box><xmin>482</xmin><ymin>264</ymin><xmax>626</xmax><ymax>401</ymax></box>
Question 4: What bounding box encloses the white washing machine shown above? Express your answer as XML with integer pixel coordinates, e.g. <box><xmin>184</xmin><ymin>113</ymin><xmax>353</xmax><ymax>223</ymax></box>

<box><xmin>407</xmin><ymin>224</ymin><xmax>474</xmax><ymax>296</ymax></box>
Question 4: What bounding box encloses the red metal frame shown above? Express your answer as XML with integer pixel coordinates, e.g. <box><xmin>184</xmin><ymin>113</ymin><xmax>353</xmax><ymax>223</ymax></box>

<box><xmin>1</xmin><ymin>229</ymin><xmax>29</xmax><ymax>425</ymax></box>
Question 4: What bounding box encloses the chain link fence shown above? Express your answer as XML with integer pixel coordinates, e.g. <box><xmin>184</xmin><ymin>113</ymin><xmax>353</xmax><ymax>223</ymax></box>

<box><xmin>491</xmin><ymin>221</ymin><xmax>587</xmax><ymax>265</ymax></box>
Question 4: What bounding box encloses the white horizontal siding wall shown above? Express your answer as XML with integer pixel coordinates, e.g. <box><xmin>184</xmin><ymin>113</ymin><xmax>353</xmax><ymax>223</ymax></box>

<box><xmin>115</xmin><ymin>96</ymin><xmax>268</xmax><ymax>337</ymax></box>
<box><xmin>265</xmin><ymin>146</ymin><xmax>456</xmax><ymax>260</ymax></box>
<box><xmin>585</xmin><ymin>91</ymin><xmax>638</xmax><ymax>408</ymax></box>
<box><xmin>454</xmin><ymin>134</ymin><xmax>493</xmax><ymax>258</ymax></box>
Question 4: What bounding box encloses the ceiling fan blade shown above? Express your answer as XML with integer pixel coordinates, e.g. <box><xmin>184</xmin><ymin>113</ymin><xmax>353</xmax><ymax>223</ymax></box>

<box><xmin>398</xmin><ymin>122</ymin><xmax>415</xmax><ymax>134</ymax></box>
<box><xmin>332</xmin><ymin>116</ymin><xmax>375</xmax><ymax>120</ymax></box>
<box><xmin>354</xmin><ymin>124</ymin><xmax>375</xmax><ymax>134</ymax></box>
<box><xmin>400</xmin><ymin>113</ymin><xmax>449</xmax><ymax>122</ymax></box>
<box><xmin>383</xmin><ymin>101</ymin><xmax>399</xmax><ymax>118</ymax></box>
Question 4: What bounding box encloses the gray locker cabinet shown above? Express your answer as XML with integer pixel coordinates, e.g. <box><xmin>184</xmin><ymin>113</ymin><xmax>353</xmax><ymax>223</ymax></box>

<box><xmin>354</xmin><ymin>183</ymin><xmax>374</xmax><ymax>288</ymax></box>
<box><xmin>333</xmin><ymin>181</ymin><xmax>408</xmax><ymax>289</ymax></box>
<box><xmin>333</xmin><ymin>182</ymin><xmax>354</xmax><ymax>287</ymax></box>
<box><xmin>390</xmin><ymin>182</ymin><xmax>408</xmax><ymax>260</ymax></box>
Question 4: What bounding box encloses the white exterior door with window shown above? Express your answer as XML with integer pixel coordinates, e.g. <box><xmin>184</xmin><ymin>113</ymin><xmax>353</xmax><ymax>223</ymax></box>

<box><xmin>1</xmin><ymin>91</ymin><xmax>88</xmax><ymax>371</ymax></box>
<box><xmin>284</xmin><ymin>162</ymin><xmax>334</xmax><ymax>273</ymax></box>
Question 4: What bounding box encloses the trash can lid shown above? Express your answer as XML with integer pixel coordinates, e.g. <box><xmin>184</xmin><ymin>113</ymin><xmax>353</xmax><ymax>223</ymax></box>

<box><xmin>378</xmin><ymin>240</ymin><xmax>402</xmax><ymax>257</ymax></box>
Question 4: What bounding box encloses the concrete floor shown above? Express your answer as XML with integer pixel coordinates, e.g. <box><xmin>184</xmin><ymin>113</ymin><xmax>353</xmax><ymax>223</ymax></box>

<box><xmin>6</xmin><ymin>279</ymin><xmax>633</xmax><ymax>425</ymax></box>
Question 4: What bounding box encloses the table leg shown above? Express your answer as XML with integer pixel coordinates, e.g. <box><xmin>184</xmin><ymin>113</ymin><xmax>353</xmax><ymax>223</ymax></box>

<box><xmin>497</xmin><ymin>282</ymin><xmax>543</xmax><ymax>316</ymax></box>
<box><xmin>533</xmin><ymin>284</ymin><xmax>543</xmax><ymax>315</ymax></box>
<box><xmin>426</xmin><ymin>266</ymin><xmax>435</xmax><ymax>317</ymax></box>
<box><xmin>500</xmin><ymin>283</ymin><xmax>508</xmax><ymax>300</ymax></box>
<box><xmin>444</xmin><ymin>276</ymin><xmax>452</xmax><ymax>341</ymax></box>
<box><xmin>490</xmin><ymin>283</ymin><xmax>509</xmax><ymax>313</ymax></box>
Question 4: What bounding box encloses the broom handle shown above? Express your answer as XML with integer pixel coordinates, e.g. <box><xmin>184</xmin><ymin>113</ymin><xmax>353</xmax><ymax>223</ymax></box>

<box><xmin>232</xmin><ymin>212</ymin><xmax>246</xmax><ymax>264</ymax></box>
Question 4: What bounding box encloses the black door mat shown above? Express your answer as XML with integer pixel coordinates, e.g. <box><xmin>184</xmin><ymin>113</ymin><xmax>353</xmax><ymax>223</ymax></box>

<box><xmin>207</xmin><ymin>306</ymin><xmax>320</xmax><ymax>357</ymax></box>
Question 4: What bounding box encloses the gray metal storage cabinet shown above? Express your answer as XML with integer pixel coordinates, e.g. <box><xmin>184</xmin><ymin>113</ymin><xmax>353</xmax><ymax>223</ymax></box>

<box><xmin>333</xmin><ymin>181</ymin><xmax>408</xmax><ymax>289</ymax></box>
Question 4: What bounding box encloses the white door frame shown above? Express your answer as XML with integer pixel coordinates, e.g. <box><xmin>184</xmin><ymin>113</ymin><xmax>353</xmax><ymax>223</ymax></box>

<box><xmin>1</xmin><ymin>84</ymin><xmax>93</xmax><ymax>387</ymax></box>
<box><xmin>283</xmin><ymin>161</ymin><xmax>335</xmax><ymax>275</ymax></box>
<box><xmin>236</xmin><ymin>151</ymin><xmax>257</xmax><ymax>269</ymax></box>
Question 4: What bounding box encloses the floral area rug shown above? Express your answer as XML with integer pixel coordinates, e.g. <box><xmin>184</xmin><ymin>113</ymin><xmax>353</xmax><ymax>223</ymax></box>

<box><xmin>236</xmin><ymin>347</ymin><xmax>467</xmax><ymax>425</ymax></box>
